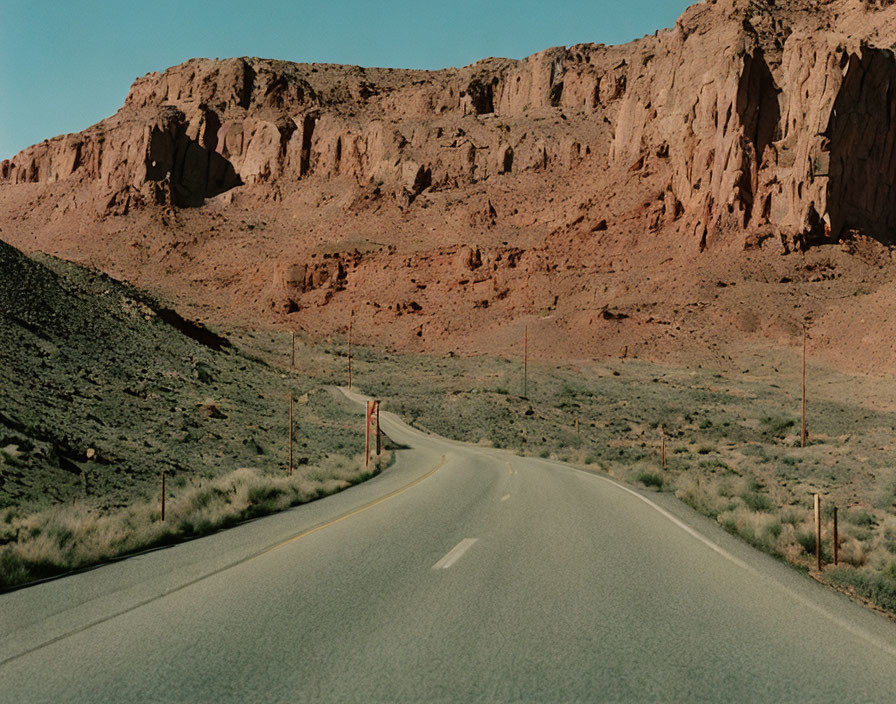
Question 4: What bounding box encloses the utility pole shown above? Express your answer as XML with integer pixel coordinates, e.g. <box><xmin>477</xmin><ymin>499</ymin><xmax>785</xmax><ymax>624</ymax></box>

<box><xmin>523</xmin><ymin>324</ymin><xmax>528</xmax><ymax>399</ymax></box>
<box><xmin>348</xmin><ymin>312</ymin><xmax>353</xmax><ymax>390</ymax></box>
<box><xmin>802</xmin><ymin>326</ymin><xmax>807</xmax><ymax>448</ymax></box>
<box><xmin>288</xmin><ymin>393</ymin><xmax>294</xmax><ymax>476</ymax></box>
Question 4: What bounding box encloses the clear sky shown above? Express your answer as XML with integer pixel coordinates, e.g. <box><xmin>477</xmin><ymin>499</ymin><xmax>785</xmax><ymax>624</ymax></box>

<box><xmin>0</xmin><ymin>1</ymin><xmax>694</xmax><ymax>160</ymax></box>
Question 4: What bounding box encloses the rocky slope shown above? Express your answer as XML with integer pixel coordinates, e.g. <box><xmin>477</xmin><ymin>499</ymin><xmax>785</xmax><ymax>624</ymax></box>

<box><xmin>4</xmin><ymin>0</ymin><xmax>896</xmax><ymax>370</ymax></box>
<box><xmin>0</xmin><ymin>240</ymin><xmax>357</xmax><ymax>510</ymax></box>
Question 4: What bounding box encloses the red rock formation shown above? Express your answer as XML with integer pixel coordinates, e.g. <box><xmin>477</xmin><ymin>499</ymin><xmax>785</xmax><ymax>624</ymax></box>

<box><xmin>6</xmin><ymin>0</ymin><xmax>896</xmax><ymax>248</ymax></box>
<box><xmin>6</xmin><ymin>0</ymin><xmax>896</xmax><ymax>368</ymax></box>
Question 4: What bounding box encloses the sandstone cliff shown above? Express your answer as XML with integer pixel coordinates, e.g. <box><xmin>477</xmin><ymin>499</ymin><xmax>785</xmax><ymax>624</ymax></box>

<box><xmin>5</xmin><ymin>0</ymin><xmax>896</xmax><ymax>246</ymax></box>
<box><xmin>4</xmin><ymin>0</ymin><xmax>896</xmax><ymax>369</ymax></box>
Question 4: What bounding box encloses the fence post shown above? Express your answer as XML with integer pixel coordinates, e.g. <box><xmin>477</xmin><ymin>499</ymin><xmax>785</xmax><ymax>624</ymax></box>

<box><xmin>833</xmin><ymin>506</ymin><xmax>839</xmax><ymax>566</ymax></box>
<box><xmin>161</xmin><ymin>471</ymin><xmax>166</xmax><ymax>522</ymax></box>
<box><xmin>365</xmin><ymin>400</ymin><xmax>372</xmax><ymax>468</ymax></box>
<box><xmin>291</xmin><ymin>331</ymin><xmax>295</xmax><ymax>368</ymax></box>
<box><xmin>289</xmin><ymin>393</ymin><xmax>294</xmax><ymax>476</ymax></box>
<box><xmin>376</xmin><ymin>400</ymin><xmax>382</xmax><ymax>456</ymax></box>
<box><xmin>814</xmin><ymin>493</ymin><xmax>822</xmax><ymax>571</ymax></box>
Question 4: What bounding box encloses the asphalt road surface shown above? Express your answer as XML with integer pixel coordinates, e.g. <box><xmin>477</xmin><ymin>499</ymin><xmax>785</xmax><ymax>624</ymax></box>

<box><xmin>3</xmin><ymin>388</ymin><xmax>896</xmax><ymax>702</ymax></box>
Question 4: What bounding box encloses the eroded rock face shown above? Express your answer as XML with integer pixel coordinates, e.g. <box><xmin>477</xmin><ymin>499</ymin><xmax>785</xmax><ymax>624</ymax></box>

<box><xmin>4</xmin><ymin>0</ymin><xmax>896</xmax><ymax>246</ymax></box>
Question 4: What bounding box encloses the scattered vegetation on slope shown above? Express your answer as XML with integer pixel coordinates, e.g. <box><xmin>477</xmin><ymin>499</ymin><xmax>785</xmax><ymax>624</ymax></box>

<box><xmin>0</xmin><ymin>454</ymin><xmax>390</xmax><ymax>589</ymax></box>
<box><xmin>333</xmin><ymin>339</ymin><xmax>896</xmax><ymax>617</ymax></box>
<box><xmin>0</xmin><ymin>241</ymin><xmax>390</xmax><ymax>587</ymax></box>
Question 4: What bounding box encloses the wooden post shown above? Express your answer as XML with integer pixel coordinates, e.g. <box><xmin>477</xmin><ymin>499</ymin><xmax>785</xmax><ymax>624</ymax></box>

<box><xmin>376</xmin><ymin>400</ymin><xmax>382</xmax><ymax>456</ymax></box>
<box><xmin>289</xmin><ymin>393</ymin><xmax>294</xmax><ymax>476</ymax></box>
<box><xmin>348</xmin><ymin>313</ymin><xmax>353</xmax><ymax>390</ymax></box>
<box><xmin>814</xmin><ymin>493</ymin><xmax>822</xmax><ymax>571</ymax></box>
<box><xmin>802</xmin><ymin>326</ymin><xmax>807</xmax><ymax>448</ymax></box>
<box><xmin>291</xmin><ymin>331</ymin><xmax>295</xmax><ymax>368</ymax></box>
<box><xmin>662</xmin><ymin>433</ymin><xmax>666</xmax><ymax>469</ymax></box>
<box><xmin>161</xmin><ymin>471</ymin><xmax>166</xmax><ymax>522</ymax></box>
<box><xmin>833</xmin><ymin>506</ymin><xmax>839</xmax><ymax>566</ymax></box>
<box><xmin>575</xmin><ymin>417</ymin><xmax>580</xmax><ymax>439</ymax></box>
<box><xmin>365</xmin><ymin>400</ymin><xmax>372</xmax><ymax>468</ymax></box>
<box><xmin>523</xmin><ymin>324</ymin><xmax>528</xmax><ymax>398</ymax></box>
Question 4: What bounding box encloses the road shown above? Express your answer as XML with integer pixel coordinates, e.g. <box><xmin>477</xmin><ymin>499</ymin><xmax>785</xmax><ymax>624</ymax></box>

<box><xmin>2</xmin><ymin>387</ymin><xmax>896</xmax><ymax>702</ymax></box>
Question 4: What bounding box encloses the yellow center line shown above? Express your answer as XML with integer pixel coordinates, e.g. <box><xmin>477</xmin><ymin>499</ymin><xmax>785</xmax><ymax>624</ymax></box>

<box><xmin>264</xmin><ymin>455</ymin><xmax>447</xmax><ymax>554</ymax></box>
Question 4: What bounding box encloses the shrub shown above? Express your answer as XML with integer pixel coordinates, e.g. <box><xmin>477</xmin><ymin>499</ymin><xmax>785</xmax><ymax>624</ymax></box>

<box><xmin>883</xmin><ymin>526</ymin><xmax>896</xmax><ymax>555</ymax></box>
<box><xmin>741</xmin><ymin>491</ymin><xmax>774</xmax><ymax>512</ymax></box>
<box><xmin>796</xmin><ymin>529</ymin><xmax>817</xmax><ymax>556</ymax></box>
<box><xmin>846</xmin><ymin>508</ymin><xmax>877</xmax><ymax>527</ymax></box>
<box><xmin>827</xmin><ymin>565</ymin><xmax>896</xmax><ymax>613</ymax></box>
<box><xmin>717</xmin><ymin>507</ymin><xmax>781</xmax><ymax>553</ymax></box>
<box><xmin>699</xmin><ymin>458</ymin><xmax>731</xmax><ymax>472</ymax></box>
<box><xmin>741</xmin><ymin>444</ymin><xmax>770</xmax><ymax>460</ymax></box>
<box><xmin>0</xmin><ymin>453</ymin><xmax>390</xmax><ymax>589</ymax></box>
<box><xmin>760</xmin><ymin>415</ymin><xmax>796</xmax><ymax>439</ymax></box>
<box><xmin>636</xmin><ymin>472</ymin><xmax>664</xmax><ymax>490</ymax></box>
<box><xmin>675</xmin><ymin>477</ymin><xmax>729</xmax><ymax>518</ymax></box>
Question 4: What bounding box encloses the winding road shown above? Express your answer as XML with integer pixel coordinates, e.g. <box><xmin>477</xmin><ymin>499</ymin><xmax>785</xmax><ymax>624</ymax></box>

<box><xmin>2</xmin><ymin>388</ymin><xmax>896</xmax><ymax>702</ymax></box>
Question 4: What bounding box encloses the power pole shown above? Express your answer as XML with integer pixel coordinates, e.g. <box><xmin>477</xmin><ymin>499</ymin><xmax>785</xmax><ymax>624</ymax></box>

<box><xmin>523</xmin><ymin>324</ymin><xmax>528</xmax><ymax>398</ymax></box>
<box><xmin>802</xmin><ymin>326</ymin><xmax>807</xmax><ymax>448</ymax></box>
<box><xmin>348</xmin><ymin>313</ymin><xmax>353</xmax><ymax>390</ymax></box>
<box><xmin>288</xmin><ymin>392</ymin><xmax>294</xmax><ymax>476</ymax></box>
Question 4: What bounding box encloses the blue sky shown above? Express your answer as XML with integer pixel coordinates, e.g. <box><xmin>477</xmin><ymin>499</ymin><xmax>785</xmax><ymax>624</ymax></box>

<box><xmin>0</xmin><ymin>1</ymin><xmax>693</xmax><ymax>160</ymax></box>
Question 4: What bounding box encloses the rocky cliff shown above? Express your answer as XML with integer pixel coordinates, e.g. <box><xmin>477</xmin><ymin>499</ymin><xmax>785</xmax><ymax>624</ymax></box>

<box><xmin>4</xmin><ymin>0</ymin><xmax>896</xmax><ymax>368</ymax></box>
<box><xmin>5</xmin><ymin>0</ymin><xmax>896</xmax><ymax>246</ymax></box>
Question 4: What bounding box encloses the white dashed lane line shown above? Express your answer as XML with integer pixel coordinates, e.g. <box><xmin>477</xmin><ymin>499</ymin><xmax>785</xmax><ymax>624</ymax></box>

<box><xmin>432</xmin><ymin>538</ymin><xmax>478</xmax><ymax>570</ymax></box>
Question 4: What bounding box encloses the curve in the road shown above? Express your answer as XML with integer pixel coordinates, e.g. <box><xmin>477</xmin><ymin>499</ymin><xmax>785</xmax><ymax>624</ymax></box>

<box><xmin>1</xmin><ymin>385</ymin><xmax>896</xmax><ymax>702</ymax></box>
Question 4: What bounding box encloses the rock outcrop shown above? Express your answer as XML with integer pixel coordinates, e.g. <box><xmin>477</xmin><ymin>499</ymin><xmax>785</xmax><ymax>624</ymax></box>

<box><xmin>6</xmin><ymin>1</ymin><xmax>896</xmax><ymax>247</ymax></box>
<box><xmin>7</xmin><ymin>0</ymin><xmax>896</xmax><ymax>369</ymax></box>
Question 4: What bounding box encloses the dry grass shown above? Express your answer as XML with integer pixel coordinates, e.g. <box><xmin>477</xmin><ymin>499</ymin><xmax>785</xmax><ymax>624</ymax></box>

<box><xmin>346</xmin><ymin>345</ymin><xmax>896</xmax><ymax>615</ymax></box>
<box><xmin>0</xmin><ymin>453</ymin><xmax>390</xmax><ymax>590</ymax></box>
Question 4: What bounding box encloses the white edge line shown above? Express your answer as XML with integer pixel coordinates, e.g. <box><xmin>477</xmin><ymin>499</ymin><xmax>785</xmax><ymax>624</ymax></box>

<box><xmin>433</xmin><ymin>538</ymin><xmax>478</xmax><ymax>570</ymax></box>
<box><xmin>571</xmin><ymin>467</ymin><xmax>896</xmax><ymax>659</ymax></box>
<box><xmin>338</xmin><ymin>387</ymin><xmax>896</xmax><ymax>657</ymax></box>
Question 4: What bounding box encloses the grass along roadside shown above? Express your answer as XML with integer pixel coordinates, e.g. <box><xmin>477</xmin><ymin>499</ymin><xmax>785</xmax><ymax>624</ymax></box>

<box><xmin>0</xmin><ymin>452</ymin><xmax>391</xmax><ymax>590</ymax></box>
<box><xmin>329</xmin><ymin>340</ymin><xmax>896</xmax><ymax>618</ymax></box>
